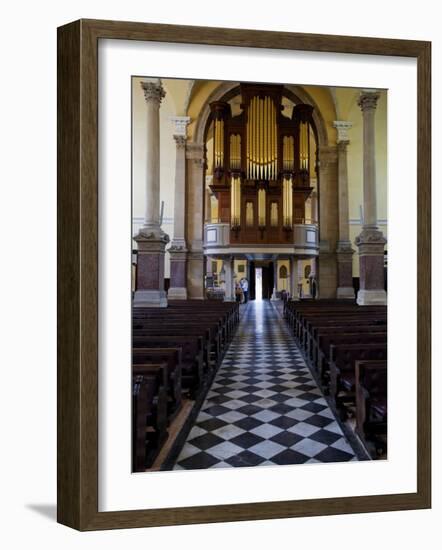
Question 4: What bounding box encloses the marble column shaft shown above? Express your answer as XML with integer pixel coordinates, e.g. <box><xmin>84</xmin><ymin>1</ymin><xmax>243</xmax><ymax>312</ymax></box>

<box><xmin>360</xmin><ymin>94</ymin><xmax>378</xmax><ymax>229</ymax></box>
<box><xmin>142</xmin><ymin>82</ymin><xmax>165</xmax><ymax>230</ymax></box>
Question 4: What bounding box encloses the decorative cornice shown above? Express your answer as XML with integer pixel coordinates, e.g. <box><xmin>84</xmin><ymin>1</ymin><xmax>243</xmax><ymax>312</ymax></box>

<box><xmin>358</xmin><ymin>91</ymin><xmax>380</xmax><ymax>112</ymax></box>
<box><xmin>141</xmin><ymin>80</ymin><xmax>165</xmax><ymax>104</ymax></box>
<box><xmin>333</xmin><ymin>121</ymin><xmax>353</xmax><ymax>143</ymax></box>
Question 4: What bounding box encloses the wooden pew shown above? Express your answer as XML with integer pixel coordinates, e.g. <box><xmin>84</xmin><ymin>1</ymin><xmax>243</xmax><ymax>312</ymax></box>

<box><xmin>355</xmin><ymin>360</ymin><xmax>387</xmax><ymax>457</ymax></box>
<box><xmin>132</xmin><ymin>363</ymin><xmax>168</xmax><ymax>472</ymax></box>
<box><xmin>133</xmin><ymin>327</ymin><xmax>212</xmax><ymax>375</ymax></box>
<box><xmin>308</xmin><ymin>324</ymin><xmax>387</xmax><ymax>365</ymax></box>
<box><xmin>132</xmin><ymin>347</ymin><xmax>183</xmax><ymax>420</ymax></box>
<box><xmin>300</xmin><ymin>311</ymin><xmax>386</xmax><ymax>347</ymax></box>
<box><xmin>133</xmin><ymin>321</ymin><xmax>221</xmax><ymax>368</ymax></box>
<box><xmin>315</xmin><ymin>332</ymin><xmax>387</xmax><ymax>387</ymax></box>
<box><xmin>132</xmin><ymin>335</ymin><xmax>204</xmax><ymax>397</ymax></box>
<box><xmin>329</xmin><ymin>342</ymin><xmax>387</xmax><ymax>418</ymax></box>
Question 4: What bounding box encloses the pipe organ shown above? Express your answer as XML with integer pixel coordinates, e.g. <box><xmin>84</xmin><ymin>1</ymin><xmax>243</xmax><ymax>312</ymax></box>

<box><xmin>208</xmin><ymin>83</ymin><xmax>316</xmax><ymax>243</ymax></box>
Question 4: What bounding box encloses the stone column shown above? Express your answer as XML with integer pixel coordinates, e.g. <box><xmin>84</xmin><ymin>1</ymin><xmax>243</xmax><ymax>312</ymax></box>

<box><xmin>134</xmin><ymin>80</ymin><xmax>169</xmax><ymax>308</ymax></box>
<box><xmin>290</xmin><ymin>256</ymin><xmax>299</xmax><ymax>300</ymax></box>
<box><xmin>355</xmin><ymin>91</ymin><xmax>387</xmax><ymax>306</ymax></box>
<box><xmin>317</xmin><ymin>145</ymin><xmax>339</xmax><ymax>298</ymax></box>
<box><xmin>309</xmin><ymin>257</ymin><xmax>318</xmax><ymax>299</ymax></box>
<box><xmin>298</xmin><ymin>260</ymin><xmax>304</xmax><ymax>299</ymax></box>
<box><xmin>186</xmin><ymin>143</ymin><xmax>206</xmax><ymax>299</ymax></box>
<box><xmin>168</xmin><ymin>117</ymin><xmax>191</xmax><ymax>300</ymax></box>
<box><xmin>334</xmin><ymin>121</ymin><xmax>355</xmax><ymax>300</ymax></box>
<box><xmin>223</xmin><ymin>257</ymin><xmax>235</xmax><ymax>301</ymax></box>
<box><xmin>271</xmin><ymin>259</ymin><xmax>278</xmax><ymax>300</ymax></box>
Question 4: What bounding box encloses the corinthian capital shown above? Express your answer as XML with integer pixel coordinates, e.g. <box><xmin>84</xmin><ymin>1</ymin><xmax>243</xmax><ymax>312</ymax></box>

<box><xmin>174</xmin><ymin>135</ymin><xmax>187</xmax><ymax>149</ymax></box>
<box><xmin>358</xmin><ymin>91</ymin><xmax>380</xmax><ymax>112</ymax></box>
<box><xmin>141</xmin><ymin>80</ymin><xmax>166</xmax><ymax>104</ymax></box>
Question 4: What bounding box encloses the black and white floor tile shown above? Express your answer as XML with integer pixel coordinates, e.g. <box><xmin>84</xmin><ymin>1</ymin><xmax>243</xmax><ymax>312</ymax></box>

<box><xmin>174</xmin><ymin>300</ymin><xmax>358</xmax><ymax>470</ymax></box>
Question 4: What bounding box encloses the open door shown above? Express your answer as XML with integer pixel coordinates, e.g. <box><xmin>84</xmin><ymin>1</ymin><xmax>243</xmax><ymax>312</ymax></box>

<box><xmin>261</xmin><ymin>262</ymin><xmax>274</xmax><ymax>300</ymax></box>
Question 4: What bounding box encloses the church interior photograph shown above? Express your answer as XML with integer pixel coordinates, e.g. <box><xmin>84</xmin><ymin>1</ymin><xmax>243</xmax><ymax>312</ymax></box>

<box><xmin>131</xmin><ymin>77</ymin><xmax>388</xmax><ymax>473</ymax></box>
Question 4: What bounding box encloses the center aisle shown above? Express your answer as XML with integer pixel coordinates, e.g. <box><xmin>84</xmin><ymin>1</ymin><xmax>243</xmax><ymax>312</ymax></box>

<box><xmin>174</xmin><ymin>300</ymin><xmax>358</xmax><ymax>469</ymax></box>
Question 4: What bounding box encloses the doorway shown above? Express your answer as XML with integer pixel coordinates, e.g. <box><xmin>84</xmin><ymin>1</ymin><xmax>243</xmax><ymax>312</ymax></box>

<box><xmin>253</xmin><ymin>262</ymin><xmax>274</xmax><ymax>300</ymax></box>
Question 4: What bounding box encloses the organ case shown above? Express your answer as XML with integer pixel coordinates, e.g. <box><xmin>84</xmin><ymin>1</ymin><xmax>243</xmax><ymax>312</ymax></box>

<box><xmin>208</xmin><ymin>83</ymin><xmax>317</xmax><ymax>244</ymax></box>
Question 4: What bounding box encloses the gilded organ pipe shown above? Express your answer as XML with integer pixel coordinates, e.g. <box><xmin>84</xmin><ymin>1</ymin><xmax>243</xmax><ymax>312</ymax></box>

<box><xmin>230</xmin><ymin>134</ymin><xmax>241</xmax><ymax>170</ymax></box>
<box><xmin>214</xmin><ymin>119</ymin><xmax>225</xmax><ymax>169</ymax></box>
<box><xmin>283</xmin><ymin>176</ymin><xmax>293</xmax><ymax>226</ymax></box>
<box><xmin>246</xmin><ymin>95</ymin><xmax>278</xmax><ymax>180</ymax></box>
<box><xmin>258</xmin><ymin>188</ymin><xmax>266</xmax><ymax>226</ymax></box>
<box><xmin>230</xmin><ymin>175</ymin><xmax>241</xmax><ymax>227</ymax></box>
<box><xmin>300</xmin><ymin>121</ymin><xmax>309</xmax><ymax>171</ymax></box>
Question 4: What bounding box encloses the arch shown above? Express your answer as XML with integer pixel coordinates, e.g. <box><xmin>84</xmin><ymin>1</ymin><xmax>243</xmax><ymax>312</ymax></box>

<box><xmin>193</xmin><ymin>81</ymin><xmax>330</xmax><ymax>148</ymax></box>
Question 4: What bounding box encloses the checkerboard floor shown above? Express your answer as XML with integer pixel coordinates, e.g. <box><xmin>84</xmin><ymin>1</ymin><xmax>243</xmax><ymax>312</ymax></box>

<box><xmin>173</xmin><ymin>300</ymin><xmax>358</xmax><ymax>470</ymax></box>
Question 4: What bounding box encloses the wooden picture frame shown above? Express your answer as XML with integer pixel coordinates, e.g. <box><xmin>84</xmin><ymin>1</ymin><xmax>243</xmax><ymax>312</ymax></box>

<box><xmin>57</xmin><ymin>19</ymin><xmax>431</xmax><ymax>531</ymax></box>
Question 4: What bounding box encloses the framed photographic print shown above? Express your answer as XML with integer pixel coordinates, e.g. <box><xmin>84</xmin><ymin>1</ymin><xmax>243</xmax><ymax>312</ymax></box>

<box><xmin>57</xmin><ymin>19</ymin><xmax>431</xmax><ymax>531</ymax></box>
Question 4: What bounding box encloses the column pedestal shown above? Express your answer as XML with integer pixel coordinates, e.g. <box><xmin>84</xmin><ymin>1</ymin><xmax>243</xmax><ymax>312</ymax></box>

<box><xmin>355</xmin><ymin>229</ymin><xmax>387</xmax><ymax>305</ymax></box>
<box><xmin>336</xmin><ymin>243</ymin><xmax>355</xmax><ymax>299</ymax></box>
<box><xmin>168</xmin><ymin>244</ymin><xmax>188</xmax><ymax>300</ymax></box>
<box><xmin>133</xmin><ymin>230</ymin><xmax>169</xmax><ymax>307</ymax></box>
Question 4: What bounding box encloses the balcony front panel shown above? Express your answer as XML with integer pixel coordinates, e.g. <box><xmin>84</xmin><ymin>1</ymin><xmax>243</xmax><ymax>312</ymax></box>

<box><xmin>203</xmin><ymin>222</ymin><xmax>319</xmax><ymax>257</ymax></box>
<box><xmin>293</xmin><ymin>223</ymin><xmax>319</xmax><ymax>255</ymax></box>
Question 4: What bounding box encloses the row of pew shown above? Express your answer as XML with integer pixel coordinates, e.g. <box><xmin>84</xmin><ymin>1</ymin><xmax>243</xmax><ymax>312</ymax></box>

<box><xmin>283</xmin><ymin>299</ymin><xmax>387</xmax><ymax>457</ymax></box>
<box><xmin>132</xmin><ymin>300</ymin><xmax>240</xmax><ymax>472</ymax></box>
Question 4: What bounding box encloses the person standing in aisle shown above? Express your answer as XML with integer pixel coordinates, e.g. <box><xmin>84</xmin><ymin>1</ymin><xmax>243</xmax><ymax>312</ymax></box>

<box><xmin>240</xmin><ymin>277</ymin><xmax>249</xmax><ymax>303</ymax></box>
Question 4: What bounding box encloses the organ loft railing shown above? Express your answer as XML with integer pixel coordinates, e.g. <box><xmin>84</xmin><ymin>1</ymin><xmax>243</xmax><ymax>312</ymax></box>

<box><xmin>208</xmin><ymin>83</ymin><xmax>317</xmax><ymax>245</ymax></box>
